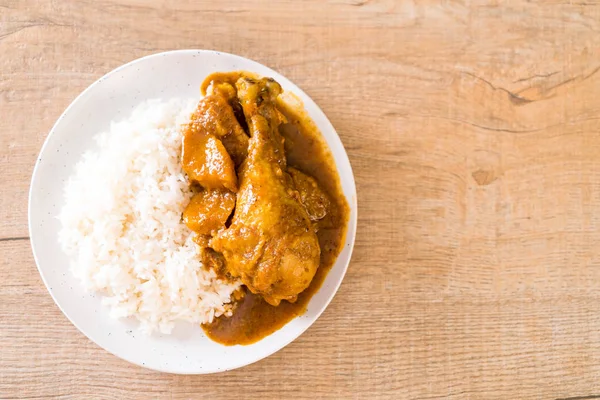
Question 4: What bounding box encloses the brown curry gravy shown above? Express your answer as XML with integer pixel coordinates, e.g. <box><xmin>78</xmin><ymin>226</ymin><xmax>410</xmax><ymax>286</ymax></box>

<box><xmin>199</xmin><ymin>72</ymin><xmax>350</xmax><ymax>345</ymax></box>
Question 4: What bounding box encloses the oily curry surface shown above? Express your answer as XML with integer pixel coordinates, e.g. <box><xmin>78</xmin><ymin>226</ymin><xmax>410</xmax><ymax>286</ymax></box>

<box><xmin>185</xmin><ymin>72</ymin><xmax>349</xmax><ymax>345</ymax></box>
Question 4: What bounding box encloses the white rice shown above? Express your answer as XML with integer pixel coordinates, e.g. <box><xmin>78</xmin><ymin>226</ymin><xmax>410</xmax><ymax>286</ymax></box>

<box><xmin>58</xmin><ymin>98</ymin><xmax>241</xmax><ymax>335</ymax></box>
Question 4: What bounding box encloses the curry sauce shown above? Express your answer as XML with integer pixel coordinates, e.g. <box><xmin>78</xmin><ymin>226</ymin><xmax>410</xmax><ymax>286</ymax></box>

<box><xmin>193</xmin><ymin>72</ymin><xmax>349</xmax><ymax>345</ymax></box>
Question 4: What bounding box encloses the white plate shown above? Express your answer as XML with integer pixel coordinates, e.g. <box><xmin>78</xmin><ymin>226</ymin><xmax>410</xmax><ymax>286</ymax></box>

<box><xmin>28</xmin><ymin>50</ymin><xmax>357</xmax><ymax>374</ymax></box>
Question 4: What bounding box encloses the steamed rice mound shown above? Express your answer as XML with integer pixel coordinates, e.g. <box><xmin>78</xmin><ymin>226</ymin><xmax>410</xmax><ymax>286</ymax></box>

<box><xmin>58</xmin><ymin>98</ymin><xmax>241</xmax><ymax>334</ymax></box>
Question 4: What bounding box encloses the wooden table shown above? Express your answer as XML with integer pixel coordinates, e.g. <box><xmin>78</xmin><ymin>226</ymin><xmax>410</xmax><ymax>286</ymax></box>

<box><xmin>2</xmin><ymin>1</ymin><xmax>600</xmax><ymax>398</ymax></box>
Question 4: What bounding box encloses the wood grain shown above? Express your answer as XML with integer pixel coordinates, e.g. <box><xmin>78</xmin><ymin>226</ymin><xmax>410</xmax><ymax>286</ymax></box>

<box><xmin>3</xmin><ymin>0</ymin><xmax>600</xmax><ymax>398</ymax></box>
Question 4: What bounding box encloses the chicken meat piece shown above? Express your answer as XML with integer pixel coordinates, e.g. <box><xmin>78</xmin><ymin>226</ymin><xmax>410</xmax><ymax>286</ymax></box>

<box><xmin>287</xmin><ymin>167</ymin><xmax>330</xmax><ymax>222</ymax></box>
<box><xmin>211</xmin><ymin>77</ymin><xmax>320</xmax><ymax>306</ymax></box>
<box><xmin>183</xmin><ymin>189</ymin><xmax>236</xmax><ymax>235</ymax></box>
<box><xmin>201</xmin><ymin>247</ymin><xmax>228</xmax><ymax>278</ymax></box>
<box><xmin>189</xmin><ymin>92</ymin><xmax>249</xmax><ymax>167</ymax></box>
<box><xmin>205</xmin><ymin>80</ymin><xmax>237</xmax><ymax>102</ymax></box>
<box><xmin>205</xmin><ymin>81</ymin><xmax>250</xmax><ymax>138</ymax></box>
<box><xmin>182</xmin><ymin>133</ymin><xmax>237</xmax><ymax>192</ymax></box>
<box><xmin>182</xmin><ymin>92</ymin><xmax>250</xmax><ymax>194</ymax></box>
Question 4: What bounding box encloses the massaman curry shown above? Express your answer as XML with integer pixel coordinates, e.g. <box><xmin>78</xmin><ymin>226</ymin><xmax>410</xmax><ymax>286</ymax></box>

<box><xmin>181</xmin><ymin>71</ymin><xmax>349</xmax><ymax>345</ymax></box>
